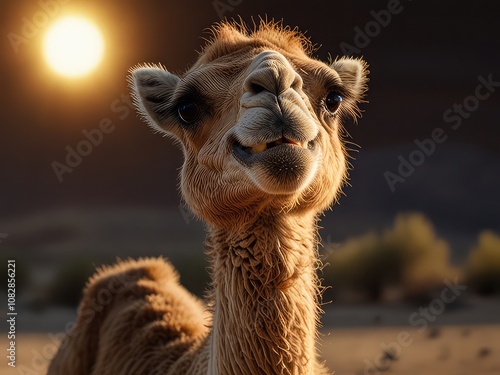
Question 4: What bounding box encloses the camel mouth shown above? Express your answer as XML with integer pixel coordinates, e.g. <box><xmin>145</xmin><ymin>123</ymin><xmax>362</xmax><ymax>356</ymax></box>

<box><xmin>232</xmin><ymin>136</ymin><xmax>319</xmax><ymax>194</ymax></box>
<box><xmin>234</xmin><ymin>137</ymin><xmax>315</xmax><ymax>156</ymax></box>
<box><xmin>232</xmin><ymin>137</ymin><xmax>318</xmax><ymax>168</ymax></box>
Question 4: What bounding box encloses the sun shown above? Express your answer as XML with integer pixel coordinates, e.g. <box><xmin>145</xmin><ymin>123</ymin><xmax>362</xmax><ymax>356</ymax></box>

<box><xmin>44</xmin><ymin>16</ymin><xmax>104</xmax><ymax>78</ymax></box>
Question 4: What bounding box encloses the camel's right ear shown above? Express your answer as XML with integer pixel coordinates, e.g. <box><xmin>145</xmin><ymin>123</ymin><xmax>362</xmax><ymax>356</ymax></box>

<box><xmin>329</xmin><ymin>57</ymin><xmax>369</xmax><ymax>121</ymax></box>
<box><xmin>330</xmin><ymin>57</ymin><xmax>368</xmax><ymax>102</ymax></box>
<box><xmin>129</xmin><ymin>65</ymin><xmax>182</xmax><ymax>137</ymax></box>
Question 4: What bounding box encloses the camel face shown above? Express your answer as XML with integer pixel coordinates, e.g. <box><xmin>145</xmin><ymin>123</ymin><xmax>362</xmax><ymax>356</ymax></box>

<box><xmin>231</xmin><ymin>50</ymin><xmax>320</xmax><ymax>196</ymax></box>
<box><xmin>131</xmin><ymin>23</ymin><xmax>367</xmax><ymax>227</ymax></box>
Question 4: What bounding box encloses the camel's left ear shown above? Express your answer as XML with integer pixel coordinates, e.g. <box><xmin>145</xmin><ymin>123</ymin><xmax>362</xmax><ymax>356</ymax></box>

<box><xmin>330</xmin><ymin>57</ymin><xmax>369</xmax><ymax>102</ymax></box>
<box><xmin>129</xmin><ymin>64</ymin><xmax>184</xmax><ymax>141</ymax></box>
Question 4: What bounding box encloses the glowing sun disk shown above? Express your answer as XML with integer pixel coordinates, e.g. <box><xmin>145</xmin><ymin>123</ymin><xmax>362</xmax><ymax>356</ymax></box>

<box><xmin>44</xmin><ymin>17</ymin><xmax>104</xmax><ymax>78</ymax></box>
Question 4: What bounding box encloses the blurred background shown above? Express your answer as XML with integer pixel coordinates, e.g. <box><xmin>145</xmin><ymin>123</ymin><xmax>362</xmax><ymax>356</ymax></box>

<box><xmin>0</xmin><ymin>1</ymin><xmax>499</xmax><ymax>374</ymax></box>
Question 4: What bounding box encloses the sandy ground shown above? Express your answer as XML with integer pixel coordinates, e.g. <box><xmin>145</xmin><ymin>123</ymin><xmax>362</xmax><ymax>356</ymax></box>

<box><xmin>321</xmin><ymin>325</ymin><xmax>500</xmax><ymax>375</ymax></box>
<box><xmin>1</xmin><ymin>325</ymin><xmax>498</xmax><ymax>375</ymax></box>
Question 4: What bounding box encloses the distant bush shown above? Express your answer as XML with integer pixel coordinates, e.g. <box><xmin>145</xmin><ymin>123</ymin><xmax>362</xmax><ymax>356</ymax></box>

<box><xmin>49</xmin><ymin>258</ymin><xmax>96</xmax><ymax>307</ymax></box>
<box><xmin>173</xmin><ymin>256</ymin><xmax>210</xmax><ymax>298</ymax></box>
<box><xmin>323</xmin><ymin>213</ymin><xmax>454</xmax><ymax>302</ymax></box>
<box><xmin>465</xmin><ymin>230</ymin><xmax>500</xmax><ymax>295</ymax></box>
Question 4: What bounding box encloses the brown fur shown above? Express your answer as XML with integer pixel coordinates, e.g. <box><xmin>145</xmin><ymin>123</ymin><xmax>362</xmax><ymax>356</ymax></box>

<box><xmin>48</xmin><ymin>20</ymin><xmax>368</xmax><ymax>375</ymax></box>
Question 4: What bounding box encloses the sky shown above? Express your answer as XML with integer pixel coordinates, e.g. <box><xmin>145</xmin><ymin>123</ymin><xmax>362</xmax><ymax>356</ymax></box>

<box><xmin>0</xmin><ymin>0</ymin><xmax>499</xmax><ymax>263</ymax></box>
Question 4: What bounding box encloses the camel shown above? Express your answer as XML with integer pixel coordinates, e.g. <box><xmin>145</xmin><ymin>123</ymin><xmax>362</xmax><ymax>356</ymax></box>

<box><xmin>48</xmin><ymin>20</ymin><xmax>368</xmax><ymax>375</ymax></box>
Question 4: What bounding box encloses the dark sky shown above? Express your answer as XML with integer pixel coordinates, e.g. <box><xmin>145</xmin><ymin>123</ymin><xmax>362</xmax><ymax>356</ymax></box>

<box><xmin>1</xmin><ymin>0</ymin><xmax>499</xmax><ymax>258</ymax></box>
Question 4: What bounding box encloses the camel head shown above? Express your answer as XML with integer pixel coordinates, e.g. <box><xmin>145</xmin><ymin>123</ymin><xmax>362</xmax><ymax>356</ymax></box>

<box><xmin>130</xmin><ymin>21</ymin><xmax>368</xmax><ymax>228</ymax></box>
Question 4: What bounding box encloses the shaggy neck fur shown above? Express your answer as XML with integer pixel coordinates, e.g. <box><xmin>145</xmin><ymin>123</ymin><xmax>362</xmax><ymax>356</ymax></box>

<box><xmin>205</xmin><ymin>211</ymin><xmax>322</xmax><ymax>375</ymax></box>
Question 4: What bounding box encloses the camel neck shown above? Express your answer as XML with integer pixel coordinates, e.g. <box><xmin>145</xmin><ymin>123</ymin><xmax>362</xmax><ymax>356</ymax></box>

<box><xmin>205</xmin><ymin>212</ymin><xmax>320</xmax><ymax>375</ymax></box>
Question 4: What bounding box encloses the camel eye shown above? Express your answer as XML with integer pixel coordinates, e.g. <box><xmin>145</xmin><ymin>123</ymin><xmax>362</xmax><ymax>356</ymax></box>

<box><xmin>178</xmin><ymin>102</ymin><xmax>200</xmax><ymax>124</ymax></box>
<box><xmin>325</xmin><ymin>92</ymin><xmax>342</xmax><ymax>113</ymax></box>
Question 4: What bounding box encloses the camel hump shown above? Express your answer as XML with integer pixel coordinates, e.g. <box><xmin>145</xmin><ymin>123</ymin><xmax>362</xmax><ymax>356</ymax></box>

<box><xmin>48</xmin><ymin>257</ymin><xmax>209</xmax><ymax>375</ymax></box>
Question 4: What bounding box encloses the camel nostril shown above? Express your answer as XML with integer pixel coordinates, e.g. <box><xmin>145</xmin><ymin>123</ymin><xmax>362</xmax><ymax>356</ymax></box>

<box><xmin>291</xmin><ymin>74</ymin><xmax>303</xmax><ymax>91</ymax></box>
<box><xmin>250</xmin><ymin>83</ymin><xmax>266</xmax><ymax>94</ymax></box>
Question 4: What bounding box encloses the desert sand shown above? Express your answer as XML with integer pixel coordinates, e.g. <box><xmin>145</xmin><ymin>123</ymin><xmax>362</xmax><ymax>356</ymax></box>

<box><xmin>1</xmin><ymin>325</ymin><xmax>498</xmax><ymax>375</ymax></box>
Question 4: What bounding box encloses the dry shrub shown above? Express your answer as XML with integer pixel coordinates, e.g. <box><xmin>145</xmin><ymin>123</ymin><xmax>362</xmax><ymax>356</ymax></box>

<box><xmin>465</xmin><ymin>230</ymin><xmax>500</xmax><ymax>295</ymax></box>
<box><xmin>324</xmin><ymin>213</ymin><xmax>454</xmax><ymax>302</ymax></box>
<box><xmin>49</xmin><ymin>258</ymin><xmax>96</xmax><ymax>306</ymax></box>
